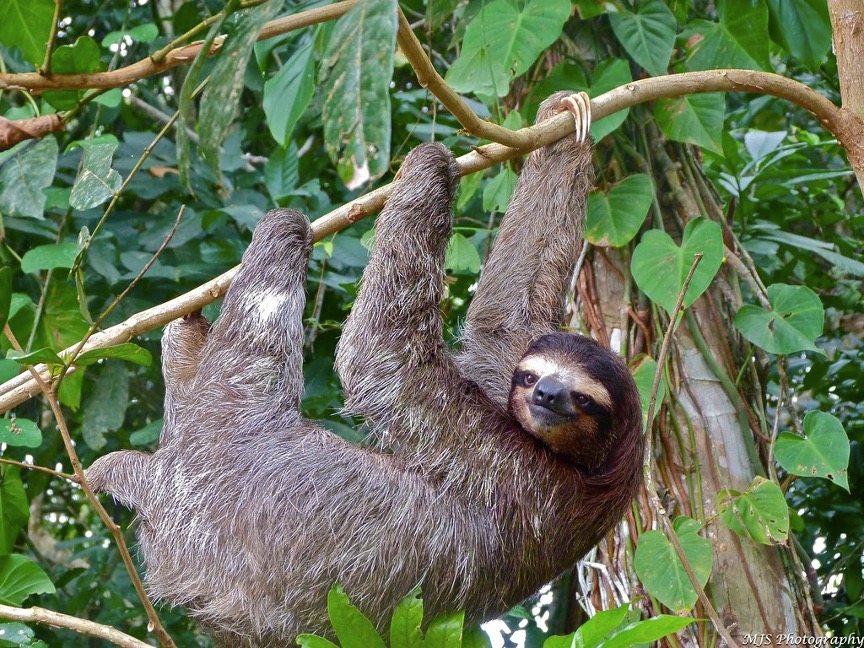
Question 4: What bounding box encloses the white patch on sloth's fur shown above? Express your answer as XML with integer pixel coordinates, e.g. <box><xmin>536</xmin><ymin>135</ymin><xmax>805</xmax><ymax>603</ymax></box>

<box><xmin>516</xmin><ymin>356</ymin><xmax>612</xmax><ymax>409</ymax></box>
<box><xmin>248</xmin><ymin>288</ymin><xmax>290</xmax><ymax>327</ymax></box>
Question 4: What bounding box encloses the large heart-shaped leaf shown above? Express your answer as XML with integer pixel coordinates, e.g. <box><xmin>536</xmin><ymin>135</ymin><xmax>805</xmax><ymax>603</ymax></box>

<box><xmin>679</xmin><ymin>0</ymin><xmax>770</xmax><ymax>71</ymax></box>
<box><xmin>631</xmin><ymin>218</ymin><xmax>724</xmax><ymax>316</ymax></box>
<box><xmin>734</xmin><ymin>283</ymin><xmax>824</xmax><ymax>354</ymax></box>
<box><xmin>608</xmin><ymin>0</ymin><xmax>676</xmax><ymax>77</ymax></box>
<box><xmin>655</xmin><ymin>93</ymin><xmax>725</xmax><ymax>153</ymax></box>
<box><xmin>445</xmin><ymin>0</ymin><xmax>571</xmax><ymax>98</ymax></box>
<box><xmin>634</xmin><ymin>517</ymin><xmax>712</xmax><ymax>613</ymax></box>
<box><xmin>585</xmin><ymin>174</ymin><xmax>653</xmax><ymax>248</ymax></box>
<box><xmin>775</xmin><ymin>411</ymin><xmax>849</xmax><ymax>491</ymax></box>
<box><xmin>718</xmin><ymin>476</ymin><xmax>789</xmax><ymax>544</ymax></box>
<box><xmin>0</xmin><ymin>554</ymin><xmax>55</xmax><ymax>606</ymax></box>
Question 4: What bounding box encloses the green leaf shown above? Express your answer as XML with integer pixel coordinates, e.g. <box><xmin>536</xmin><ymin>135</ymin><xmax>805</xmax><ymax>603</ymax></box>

<box><xmin>631</xmin><ymin>218</ymin><xmax>724</xmax><ymax>316</ymax></box>
<box><xmin>6</xmin><ymin>348</ymin><xmax>64</xmax><ymax>367</ymax></box>
<box><xmin>764</xmin><ymin>0</ymin><xmax>831</xmax><ymax>70</ymax></box>
<box><xmin>0</xmin><ymin>555</ymin><xmax>55</xmax><ymax>606</ymax></box>
<box><xmin>0</xmin><ymin>0</ymin><xmax>54</xmax><ymax>66</ymax></box>
<box><xmin>43</xmin><ymin>37</ymin><xmax>103</xmax><ymax>110</ymax></box>
<box><xmin>69</xmin><ymin>142</ymin><xmax>123</xmax><ymax>210</ymax></box>
<box><xmin>631</xmin><ymin>357</ymin><xmax>665</xmax><ymax>427</ymax></box>
<box><xmin>81</xmin><ymin>362</ymin><xmax>130</xmax><ymax>451</ymax></box>
<box><xmin>0</xmin><ymin>468</ymin><xmax>28</xmax><ymax>553</ymax></box>
<box><xmin>0</xmin><ymin>138</ymin><xmax>59</xmax><ymax>220</ymax></box>
<box><xmin>545</xmin><ymin>602</ymin><xmax>629</xmax><ymax>648</ymax></box>
<box><xmin>0</xmin><ymin>419</ymin><xmax>42</xmax><ymax>449</ymax></box>
<box><xmin>264</xmin><ymin>143</ymin><xmax>300</xmax><ymax>202</ymax></box>
<box><xmin>482</xmin><ymin>167</ymin><xmax>517</xmax><ymax>213</ymax></box>
<box><xmin>634</xmin><ymin>517</ymin><xmax>712</xmax><ymax>613</ymax></box>
<box><xmin>20</xmin><ymin>243</ymin><xmax>79</xmax><ymax>274</ymax></box>
<box><xmin>775</xmin><ymin>411</ymin><xmax>850</xmax><ymax>491</ymax></box>
<box><xmin>601</xmin><ymin>615</ymin><xmax>696</xmax><ymax>648</ymax></box>
<box><xmin>718</xmin><ymin>476</ymin><xmax>789</xmax><ymax>544</ymax></box>
<box><xmin>655</xmin><ymin>93</ymin><xmax>725</xmax><ymax>153</ymax></box>
<box><xmin>129</xmin><ymin>419</ymin><xmax>164</xmax><ymax>446</ymax></box>
<box><xmin>445</xmin><ymin>0</ymin><xmax>572</xmax><ymax>98</ymax></box>
<box><xmin>608</xmin><ymin>0</ymin><xmax>676</xmax><ymax>77</ymax></box>
<box><xmin>101</xmin><ymin>23</ymin><xmax>159</xmax><ymax>47</ymax></box>
<box><xmin>446</xmin><ymin>233</ymin><xmax>482</xmax><ymax>274</ymax></box>
<box><xmin>680</xmin><ymin>0</ymin><xmax>770</xmax><ymax>71</ymax></box>
<box><xmin>588</xmin><ymin>59</ymin><xmax>633</xmax><ymax>141</ymax></box>
<box><xmin>75</xmin><ymin>343</ymin><xmax>153</xmax><ymax>367</ymax></box>
<box><xmin>585</xmin><ymin>174</ymin><xmax>653</xmax><ymax>248</ymax></box>
<box><xmin>327</xmin><ymin>584</ymin><xmax>386</xmax><ymax>648</ymax></box>
<box><xmin>0</xmin><ymin>622</ymin><xmax>45</xmax><ymax>646</ymax></box>
<box><xmin>457</xmin><ymin>172</ymin><xmax>483</xmax><ymax>211</ymax></box>
<box><xmin>462</xmin><ymin>626</ymin><xmax>492</xmax><ymax>648</ymax></box>
<box><xmin>424</xmin><ymin>611</ymin><xmax>464</xmax><ymax>648</ymax></box>
<box><xmin>321</xmin><ymin>0</ymin><xmax>398</xmax><ymax>188</ymax></box>
<box><xmin>296</xmin><ymin>636</ymin><xmax>340</xmax><ymax>648</ymax></box>
<box><xmin>734</xmin><ymin>283</ymin><xmax>824</xmax><ymax>354</ymax></box>
<box><xmin>0</xmin><ymin>268</ymin><xmax>12</xmax><ymax>333</ymax></box>
<box><xmin>264</xmin><ymin>37</ymin><xmax>316</xmax><ymax>147</ymax></box>
<box><xmin>199</xmin><ymin>0</ymin><xmax>281</xmax><ymax>190</ymax></box>
<box><xmin>389</xmin><ymin>589</ymin><xmax>423</xmax><ymax>648</ymax></box>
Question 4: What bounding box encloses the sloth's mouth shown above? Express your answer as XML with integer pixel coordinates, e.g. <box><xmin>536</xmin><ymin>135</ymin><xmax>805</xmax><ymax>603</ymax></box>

<box><xmin>527</xmin><ymin>402</ymin><xmax>571</xmax><ymax>429</ymax></box>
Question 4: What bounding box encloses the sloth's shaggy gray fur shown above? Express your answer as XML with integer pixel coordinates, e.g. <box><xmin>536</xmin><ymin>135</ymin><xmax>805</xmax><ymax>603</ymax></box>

<box><xmin>86</xmin><ymin>92</ymin><xmax>643</xmax><ymax>646</ymax></box>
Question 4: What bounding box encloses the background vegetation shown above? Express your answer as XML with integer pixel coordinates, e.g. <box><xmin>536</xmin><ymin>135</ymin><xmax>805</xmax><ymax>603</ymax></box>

<box><xmin>0</xmin><ymin>0</ymin><xmax>860</xmax><ymax>646</ymax></box>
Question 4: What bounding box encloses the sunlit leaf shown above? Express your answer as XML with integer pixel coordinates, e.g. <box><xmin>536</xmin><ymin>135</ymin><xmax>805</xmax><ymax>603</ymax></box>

<box><xmin>775</xmin><ymin>411</ymin><xmax>850</xmax><ymax>491</ymax></box>
<box><xmin>634</xmin><ymin>517</ymin><xmax>712</xmax><ymax>613</ymax></box>
<box><xmin>631</xmin><ymin>218</ymin><xmax>724</xmax><ymax>316</ymax></box>
<box><xmin>718</xmin><ymin>476</ymin><xmax>789</xmax><ymax>544</ymax></box>
<box><xmin>0</xmin><ymin>0</ymin><xmax>54</xmax><ymax>66</ymax></box>
<box><xmin>734</xmin><ymin>283</ymin><xmax>824</xmax><ymax>354</ymax></box>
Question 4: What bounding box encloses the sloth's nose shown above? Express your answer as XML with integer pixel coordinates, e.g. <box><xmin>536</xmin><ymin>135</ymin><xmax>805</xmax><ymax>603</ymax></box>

<box><xmin>532</xmin><ymin>377</ymin><xmax>573</xmax><ymax>416</ymax></box>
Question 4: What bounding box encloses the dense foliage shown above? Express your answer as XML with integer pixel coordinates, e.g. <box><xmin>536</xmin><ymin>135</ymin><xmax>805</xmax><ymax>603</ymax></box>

<box><xmin>0</xmin><ymin>0</ymin><xmax>860</xmax><ymax>645</ymax></box>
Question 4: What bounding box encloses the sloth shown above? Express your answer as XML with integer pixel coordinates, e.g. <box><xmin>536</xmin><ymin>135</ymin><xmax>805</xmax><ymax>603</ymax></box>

<box><xmin>86</xmin><ymin>92</ymin><xmax>644</xmax><ymax>646</ymax></box>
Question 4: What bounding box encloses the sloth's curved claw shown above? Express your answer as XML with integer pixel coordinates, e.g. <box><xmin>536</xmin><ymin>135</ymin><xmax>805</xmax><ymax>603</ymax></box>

<box><xmin>561</xmin><ymin>92</ymin><xmax>592</xmax><ymax>144</ymax></box>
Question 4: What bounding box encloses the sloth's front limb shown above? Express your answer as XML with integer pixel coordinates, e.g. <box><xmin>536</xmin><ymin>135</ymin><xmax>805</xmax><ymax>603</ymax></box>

<box><xmin>193</xmin><ymin>208</ymin><xmax>313</xmax><ymax>425</ymax></box>
<box><xmin>85</xmin><ymin>450</ymin><xmax>152</xmax><ymax>512</ymax></box>
<box><xmin>160</xmin><ymin>310</ymin><xmax>210</xmax><ymax>444</ymax></box>
<box><xmin>336</xmin><ymin>142</ymin><xmax>463</xmax><ymax>435</ymax></box>
<box><xmin>458</xmin><ymin>92</ymin><xmax>595</xmax><ymax>409</ymax></box>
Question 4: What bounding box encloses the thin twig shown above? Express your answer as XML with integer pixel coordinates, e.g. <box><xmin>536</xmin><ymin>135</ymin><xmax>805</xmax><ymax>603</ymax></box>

<box><xmin>0</xmin><ymin>457</ymin><xmax>74</xmax><ymax>481</ymax></box>
<box><xmin>0</xmin><ymin>602</ymin><xmax>155</xmax><ymax>648</ymax></box>
<box><xmin>60</xmin><ymin>206</ymin><xmax>185</xmax><ymax>390</ymax></box>
<box><xmin>642</xmin><ymin>253</ymin><xmax>740</xmax><ymax>647</ymax></box>
<box><xmin>39</xmin><ymin>0</ymin><xmax>63</xmax><ymax>76</ymax></box>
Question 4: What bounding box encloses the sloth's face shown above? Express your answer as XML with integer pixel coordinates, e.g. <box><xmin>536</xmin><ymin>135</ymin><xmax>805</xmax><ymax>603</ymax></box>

<box><xmin>508</xmin><ymin>340</ymin><xmax>616</xmax><ymax>468</ymax></box>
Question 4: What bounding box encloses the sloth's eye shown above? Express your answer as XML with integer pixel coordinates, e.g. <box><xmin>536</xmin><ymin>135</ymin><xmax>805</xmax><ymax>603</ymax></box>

<box><xmin>521</xmin><ymin>372</ymin><xmax>538</xmax><ymax>387</ymax></box>
<box><xmin>574</xmin><ymin>393</ymin><xmax>593</xmax><ymax>408</ymax></box>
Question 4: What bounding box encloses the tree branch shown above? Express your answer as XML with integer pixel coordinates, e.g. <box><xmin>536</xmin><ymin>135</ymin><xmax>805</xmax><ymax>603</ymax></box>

<box><xmin>827</xmin><ymin>0</ymin><xmax>864</xmax><ymax>187</ymax></box>
<box><xmin>0</xmin><ymin>603</ymin><xmax>155</xmax><ymax>648</ymax></box>
<box><xmin>0</xmin><ymin>1</ymin><xmax>356</xmax><ymax>93</ymax></box>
